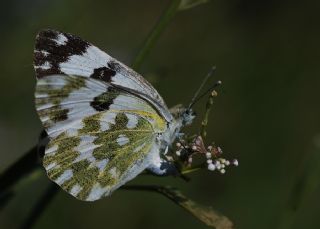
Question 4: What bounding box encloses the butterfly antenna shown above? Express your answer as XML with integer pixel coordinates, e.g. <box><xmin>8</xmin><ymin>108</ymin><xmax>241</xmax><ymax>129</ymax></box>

<box><xmin>189</xmin><ymin>80</ymin><xmax>222</xmax><ymax>107</ymax></box>
<box><xmin>188</xmin><ymin>66</ymin><xmax>216</xmax><ymax>109</ymax></box>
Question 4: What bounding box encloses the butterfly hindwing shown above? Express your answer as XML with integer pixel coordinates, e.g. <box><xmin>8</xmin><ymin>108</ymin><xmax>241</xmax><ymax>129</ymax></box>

<box><xmin>43</xmin><ymin>112</ymin><xmax>156</xmax><ymax>201</ymax></box>
<box><xmin>35</xmin><ymin>74</ymin><xmax>166</xmax><ymax>201</ymax></box>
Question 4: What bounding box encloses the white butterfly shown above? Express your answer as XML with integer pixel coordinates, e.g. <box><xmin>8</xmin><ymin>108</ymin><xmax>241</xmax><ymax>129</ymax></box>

<box><xmin>34</xmin><ymin>30</ymin><xmax>195</xmax><ymax>201</ymax></box>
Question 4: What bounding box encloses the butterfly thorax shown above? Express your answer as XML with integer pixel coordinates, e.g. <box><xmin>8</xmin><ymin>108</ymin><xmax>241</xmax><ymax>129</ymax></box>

<box><xmin>147</xmin><ymin>108</ymin><xmax>195</xmax><ymax>176</ymax></box>
<box><xmin>159</xmin><ymin>108</ymin><xmax>195</xmax><ymax>148</ymax></box>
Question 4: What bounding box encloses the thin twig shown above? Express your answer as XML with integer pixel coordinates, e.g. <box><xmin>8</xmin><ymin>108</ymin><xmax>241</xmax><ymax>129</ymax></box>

<box><xmin>121</xmin><ymin>185</ymin><xmax>233</xmax><ymax>229</ymax></box>
<box><xmin>0</xmin><ymin>146</ymin><xmax>40</xmax><ymax>197</ymax></box>
<box><xmin>181</xmin><ymin>167</ymin><xmax>202</xmax><ymax>175</ymax></box>
<box><xmin>131</xmin><ymin>0</ymin><xmax>182</xmax><ymax>71</ymax></box>
<box><xmin>0</xmin><ymin>130</ymin><xmax>47</xmax><ymax>207</ymax></box>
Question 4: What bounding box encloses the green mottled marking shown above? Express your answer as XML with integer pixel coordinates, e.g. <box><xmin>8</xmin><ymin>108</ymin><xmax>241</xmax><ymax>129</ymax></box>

<box><xmin>79</xmin><ymin>113</ymin><xmax>103</xmax><ymax>134</ymax></box>
<box><xmin>36</xmin><ymin>75</ymin><xmax>86</xmax><ymax>125</ymax></box>
<box><xmin>44</xmin><ymin>133</ymin><xmax>80</xmax><ymax>180</ymax></box>
<box><xmin>43</xmin><ymin>110</ymin><xmax>157</xmax><ymax>200</ymax></box>
<box><xmin>62</xmin><ymin>160</ymin><xmax>104</xmax><ymax>200</ymax></box>
<box><xmin>91</xmin><ymin>112</ymin><xmax>154</xmax><ymax>184</ymax></box>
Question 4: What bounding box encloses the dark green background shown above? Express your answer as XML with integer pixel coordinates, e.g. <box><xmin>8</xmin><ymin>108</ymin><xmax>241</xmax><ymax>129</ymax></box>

<box><xmin>1</xmin><ymin>0</ymin><xmax>319</xmax><ymax>228</ymax></box>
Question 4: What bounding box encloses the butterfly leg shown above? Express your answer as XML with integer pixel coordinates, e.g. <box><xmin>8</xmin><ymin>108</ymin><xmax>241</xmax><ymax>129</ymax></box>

<box><xmin>147</xmin><ymin>153</ymin><xmax>178</xmax><ymax>176</ymax></box>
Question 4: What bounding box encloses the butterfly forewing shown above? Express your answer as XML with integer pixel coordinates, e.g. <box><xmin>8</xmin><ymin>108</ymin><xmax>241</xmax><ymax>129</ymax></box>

<box><xmin>34</xmin><ymin>29</ymin><xmax>172</xmax><ymax>122</ymax></box>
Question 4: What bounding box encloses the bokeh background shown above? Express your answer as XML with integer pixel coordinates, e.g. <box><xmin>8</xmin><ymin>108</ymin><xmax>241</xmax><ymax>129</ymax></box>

<box><xmin>1</xmin><ymin>0</ymin><xmax>320</xmax><ymax>228</ymax></box>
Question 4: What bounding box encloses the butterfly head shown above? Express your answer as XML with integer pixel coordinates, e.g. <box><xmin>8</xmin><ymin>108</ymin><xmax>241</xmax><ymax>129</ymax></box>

<box><xmin>169</xmin><ymin>105</ymin><xmax>196</xmax><ymax>127</ymax></box>
<box><xmin>181</xmin><ymin>108</ymin><xmax>196</xmax><ymax>126</ymax></box>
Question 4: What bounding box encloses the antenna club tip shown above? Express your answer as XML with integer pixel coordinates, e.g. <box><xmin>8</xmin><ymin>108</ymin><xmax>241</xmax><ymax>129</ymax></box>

<box><xmin>217</xmin><ymin>80</ymin><xmax>222</xmax><ymax>85</ymax></box>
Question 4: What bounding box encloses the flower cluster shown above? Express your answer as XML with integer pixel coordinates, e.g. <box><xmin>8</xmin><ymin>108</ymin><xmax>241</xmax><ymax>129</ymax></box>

<box><xmin>175</xmin><ymin>135</ymin><xmax>238</xmax><ymax>174</ymax></box>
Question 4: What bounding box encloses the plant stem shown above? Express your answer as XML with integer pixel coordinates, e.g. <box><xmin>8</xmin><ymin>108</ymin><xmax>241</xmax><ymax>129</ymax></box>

<box><xmin>0</xmin><ymin>146</ymin><xmax>40</xmax><ymax>197</ymax></box>
<box><xmin>131</xmin><ymin>0</ymin><xmax>182</xmax><ymax>71</ymax></box>
<box><xmin>181</xmin><ymin>167</ymin><xmax>202</xmax><ymax>175</ymax></box>
<box><xmin>121</xmin><ymin>185</ymin><xmax>233</xmax><ymax>229</ymax></box>
<box><xmin>200</xmin><ymin>90</ymin><xmax>217</xmax><ymax>139</ymax></box>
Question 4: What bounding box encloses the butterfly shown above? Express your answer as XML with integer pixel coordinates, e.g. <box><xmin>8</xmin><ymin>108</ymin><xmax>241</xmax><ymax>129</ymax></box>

<box><xmin>33</xmin><ymin>29</ymin><xmax>195</xmax><ymax>201</ymax></box>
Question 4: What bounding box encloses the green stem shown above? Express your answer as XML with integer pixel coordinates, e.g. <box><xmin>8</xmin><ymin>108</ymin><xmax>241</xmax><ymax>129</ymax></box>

<box><xmin>181</xmin><ymin>167</ymin><xmax>202</xmax><ymax>174</ymax></box>
<box><xmin>131</xmin><ymin>0</ymin><xmax>182</xmax><ymax>71</ymax></box>
<box><xmin>200</xmin><ymin>90</ymin><xmax>217</xmax><ymax>139</ymax></box>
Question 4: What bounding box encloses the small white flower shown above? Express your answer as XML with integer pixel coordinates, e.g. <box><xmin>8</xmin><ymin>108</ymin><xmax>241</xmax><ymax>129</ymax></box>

<box><xmin>176</xmin><ymin>150</ymin><xmax>181</xmax><ymax>156</ymax></box>
<box><xmin>208</xmin><ymin>163</ymin><xmax>216</xmax><ymax>171</ymax></box>
<box><xmin>233</xmin><ymin>159</ymin><xmax>239</xmax><ymax>166</ymax></box>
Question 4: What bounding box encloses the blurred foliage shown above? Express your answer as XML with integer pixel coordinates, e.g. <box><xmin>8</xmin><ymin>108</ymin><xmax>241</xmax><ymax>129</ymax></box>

<box><xmin>179</xmin><ymin>0</ymin><xmax>210</xmax><ymax>11</ymax></box>
<box><xmin>0</xmin><ymin>0</ymin><xmax>320</xmax><ymax>229</ymax></box>
<box><xmin>123</xmin><ymin>185</ymin><xmax>233</xmax><ymax>229</ymax></box>
<box><xmin>278</xmin><ymin>136</ymin><xmax>320</xmax><ymax>229</ymax></box>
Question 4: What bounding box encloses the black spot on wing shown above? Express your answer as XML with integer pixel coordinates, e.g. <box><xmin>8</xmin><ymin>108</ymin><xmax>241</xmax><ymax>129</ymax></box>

<box><xmin>52</xmin><ymin>108</ymin><xmax>69</xmax><ymax>122</ymax></box>
<box><xmin>107</xmin><ymin>61</ymin><xmax>121</xmax><ymax>72</ymax></box>
<box><xmin>90</xmin><ymin>87</ymin><xmax>119</xmax><ymax>111</ymax></box>
<box><xmin>90</xmin><ymin>66</ymin><xmax>116</xmax><ymax>82</ymax></box>
<box><xmin>34</xmin><ymin>29</ymin><xmax>89</xmax><ymax>78</ymax></box>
